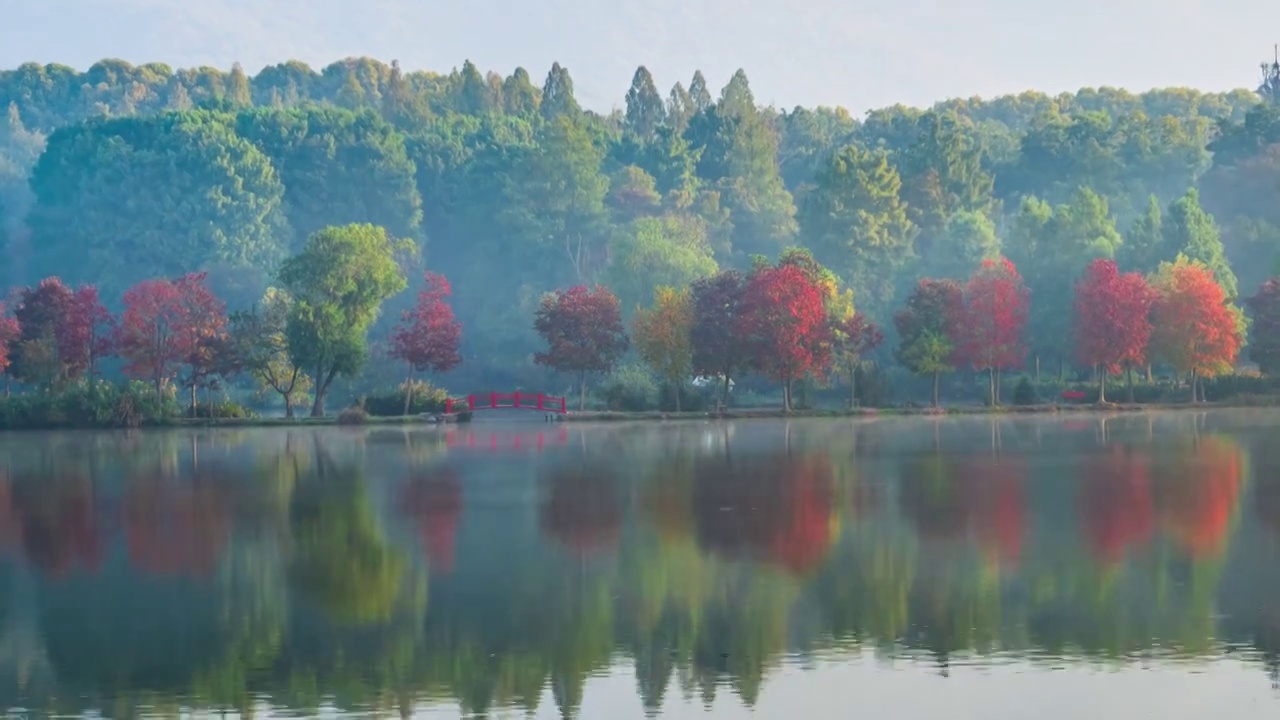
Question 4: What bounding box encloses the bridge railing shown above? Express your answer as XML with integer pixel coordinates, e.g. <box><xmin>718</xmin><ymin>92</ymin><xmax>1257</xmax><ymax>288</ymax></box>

<box><xmin>444</xmin><ymin>392</ymin><xmax>568</xmax><ymax>415</ymax></box>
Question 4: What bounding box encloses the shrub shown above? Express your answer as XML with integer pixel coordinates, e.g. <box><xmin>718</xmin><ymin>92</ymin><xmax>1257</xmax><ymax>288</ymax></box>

<box><xmin>190</xmin><ymin>400</ymin><xmax>255</xmax><ymax>419</ymax></box>
<box><xmin>0</xmin><ymin>380</ymin><xmax>181</xmax><ymax>430</ymax></box>
<box><xmin>364</xmin><ymin>380</ymin><xmax>451</xmax><ymax>416</ymax></box>
<box><xmin>1012</xmin><ymin>376</ymin><xmax>1037</xmax><ymax>406</ymax></box>
<box><xmin>597</xmin><ymin>364</ymin><xmax>659</xmax><ymax>411</ymax></box>
<box><xmin>336</xmin><ymin>405</ymin><xmax>369</xmax><ymax>425</ymax></box>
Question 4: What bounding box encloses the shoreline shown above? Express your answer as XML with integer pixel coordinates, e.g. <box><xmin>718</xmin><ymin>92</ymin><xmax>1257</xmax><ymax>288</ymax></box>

<box><xmin>1</xmin><ymin>400</ymin><xmax>1272</xmax><ymax>432</ymax></box>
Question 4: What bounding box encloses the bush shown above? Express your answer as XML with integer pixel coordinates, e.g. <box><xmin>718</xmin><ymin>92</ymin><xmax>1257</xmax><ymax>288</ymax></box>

<box><xmin>597</xmin><ymin>365</ymin><xmax>659</xmax><ymax>411</ymax></box>
<box><xmin>364</xmin><ymin>380</ymin><xmax>451</xmax><ymax>416</ymax></box>
<box><xmin>1012</xmin><ymin>376</ymin><xmax>1037</xmax><ymax>406</ymax></box>
<box><xmin>0</xmin><ymin>380</ymin><xmax>181</xmax><ymax>430</ymax></box>
<box><xmin>189</xmin><ymin>400</ymin><xmax>255</xmax><ymax>419</ymax></box>
<box><xmin>1203</xmin><ymin>374</ymin><xmax>1280</xmax><ymax>402</ymax></box>
<box><xmin>336</xmin><ymin>405</ymin><xmax>369</xmax><ymax>425</ymax></box>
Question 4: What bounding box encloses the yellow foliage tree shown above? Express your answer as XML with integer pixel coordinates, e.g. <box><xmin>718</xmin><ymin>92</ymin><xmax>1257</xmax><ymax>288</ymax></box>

<box><xmin>632</xmin><ymin>286</ymin><xmax>694</xmax><ymax>411</ymax></box>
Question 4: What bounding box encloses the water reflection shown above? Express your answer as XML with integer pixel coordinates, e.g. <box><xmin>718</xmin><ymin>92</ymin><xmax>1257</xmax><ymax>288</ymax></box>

<box><xmin>0</xmin><ymin>414</ymin><xmax>1276</xmax><ymax>716</ymax></box>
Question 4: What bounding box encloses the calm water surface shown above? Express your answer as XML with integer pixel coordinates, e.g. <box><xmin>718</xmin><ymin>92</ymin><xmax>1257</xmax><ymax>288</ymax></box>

<box><xmin>2</xmin><ymin>411</ymin><xmax>1280</xmax><ymax>718</ymax></box>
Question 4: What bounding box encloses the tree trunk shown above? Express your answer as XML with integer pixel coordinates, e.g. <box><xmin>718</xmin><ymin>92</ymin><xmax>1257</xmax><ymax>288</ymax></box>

<box><xmin>310</xmin><ymin>366</ymin><xmax>336</xmax><ymax>417</ymax></box>
<box><xmin>673</xmin><ymin>381</ymin><xmax>681</xmax><ymax>412</ymax></box>
<box><xmin>402</xmin><ymin>373</ymin><xmax>415</xmax><ymax>416</ymax></box>
<box><xmin>988</xmin><ymin>367</ymin><xmax>996</xmax><ymax>407</ymax></box>
<box><xmin>1189</xmin><ymin>369</ymin><xmax>1198</xmax><ymax>404</ymax></box>
<box><xmin>782</xmin><ymin>379</ymin><xmax>793</xmax><ymax>413</ymax></box>
<box><xmin>190</xmin><ymin>383</ymin><xmax>198</xmax><ymax>416</ymax></box>
<box><xmin>1034</xmin><ymin>355</ymin><xmax>1040</xmax><ymax>384</ymax></box>
<box><xmin>931</xmin><ymin>370</ymin><xmax>940</xmax><ymax>408</ymax></box>
<box><xmin>1126</xmin><ymin>364</ymin><xmax>1135</xmax><ymax>403</ymax></box>
<box><xmin>721</xmin><ymin>372</ymin><xmax>732</xmax><ymax>409</ymax></box>
<box><xmin>284</xmin><ymin>392</ymin><xmax>294</xmax><ymax>419</ymax></box>
<box><xmin>579</xmin><ymin>372</ymin><xmax>587</xmax><ymax>412</ymax></box>
<box><xmin>1098</xmin><ymin>366</ymin><xmax>1107</xmax><ymax>404</ymax></box>
<box><xmin>1146</xmin><ymin>363</ymin><xmax>1153</xmax><ymax>383</ymax></box>
<box><xmin>848</xmin><ymin>359</ymin><xmax>858</xmax><ymax>409</ymax></box>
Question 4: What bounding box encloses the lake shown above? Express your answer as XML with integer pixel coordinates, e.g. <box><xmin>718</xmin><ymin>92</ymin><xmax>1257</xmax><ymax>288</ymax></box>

<box><xmin>1</xmin><ymin>411</ymin><xmax>1279</xmax><ymax>718</ymax></box>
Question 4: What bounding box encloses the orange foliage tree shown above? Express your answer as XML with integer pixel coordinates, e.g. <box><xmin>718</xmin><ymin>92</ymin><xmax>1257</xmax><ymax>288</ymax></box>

<box><xmin>1155</xmin><ymin>437</ymin><xmax>1244</xmax><ymax>559</ymax></box>
<box><xmin>632</xmin><ymin>286</ymin><xmax>694</xmax><ymax>411</ymax></box>
<box><xmin>1148</xmin><ymin>256</ymin><xmax>1244</xmax><ymax>402</ymax></box>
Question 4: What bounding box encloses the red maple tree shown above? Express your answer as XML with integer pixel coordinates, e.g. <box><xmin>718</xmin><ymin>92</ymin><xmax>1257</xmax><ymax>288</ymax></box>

<box><xmin>1074</xmin><ymin>259</ymin><xmax>1157</xmax><ymax>403</ymax></box>
<box><xmin>690</xmin><ymin>270</ymin><xmax>749</xmax><ymax>407</ymax></box>
<box><xmin>1246</xmin><ymin>277</ymin><xmax>1280</xmax><ymax>376</ymax></box>
<box><xmin>0</xmin><ymin>304</ymin><xmax>18</xmax><ymax>395</ymax></box>
<box><xmin>116</xmin><ymin>272</ymin><xmax>229</xmax><ymax>407</ymax></box>
<box><xmin>737</xmin><ymin>263</ymin><xmax>832</xmax><ymax>412</ymax></box>
<box><xmin>389</xmin><ymin>271</ymin><xmax>462</xmax><ymax>415</ymax></box>
<box><xmin>533</xmin><ymin>285</ymin><xmax>629</xmax><ymax>411</ymax></box>
<box><xmin>60</xmin><ymin>285</ymin><xmax>114</xmax><ymax>378</ymax></box>
<box><xmin>954</xmin><ymin>258</ymin><xmax>1029</xmax><ymax>407</ymax></box>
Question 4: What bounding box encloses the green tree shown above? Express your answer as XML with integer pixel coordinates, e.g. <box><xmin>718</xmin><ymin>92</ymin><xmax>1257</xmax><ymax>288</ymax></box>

<box><xmin>894</xmin><ymin>279</ymin><xmax>962</xmax><ymax>407</ymax></box>
<box><xmin>801</xmin><ymin>143</ymin><xmax>915</xmax><ymax>319</ymax></box>
<box><xmin>26</xmin><ymin>112</ymin><xmax>289</xmax><ymax>296</ymax></box>
<box><xmin>500</xmin><ymin>116</ymin><xmax>610</xmax><ymax>283</ymax></box>
<box><xmin>277</xmin><ymin>223</ymin><xmax>409</xmax><ymax>417</ymax></box>
<box><xmin>230</xmin><ymin>287</ymin><xmax>312</xmax><ymax>418</ymax></box>
<box><xmin>1164</xmin><ymin>188</ymin><xmax>1237</xmax><ymax>299</ymax></box>
<box><xmin>234</xmin><ymin>106</ymin><xmax>422</xmax><ymax>250</ymax></box>
<box><xmin>688</xmin><ymin>71</ymin><xmax>713</xmax><ymax>113</ymax></box>
<box><xmin>503</xmin><ymin>67</ymin><xmax>541</xmax><ymax>116</ymax></box>
<box><xmin>227</xmin><ymin>62</ymin><xmax>252</xmax><ymax>107</ymax></box>
<box><xmin>1119</xmin><ymin>194</ymin><xmax>1164</xmax><ymax>272</ymax></box>
<box><xmin>540</xmin><ymin>63</ymin><xmax>580</xmax><ymax>121</ymax></box>
<box><xmin>632</xmin><ymin>286</ymin><xmax>695</xmax><ymax>410</ymax></box>
<box><xmin>922</xmin><ymin>210</ymin><xmax>1001</xmax><ymax>279</ymax></box>
<box><xmin>604</xmin><ymin>215</ymin><xmax>719</xmax><ymax>315</ymax></box>
<box><xmin>625</xmin><ymin>66</ymin><xmax>666</xmax><ymax>140</ymax></box>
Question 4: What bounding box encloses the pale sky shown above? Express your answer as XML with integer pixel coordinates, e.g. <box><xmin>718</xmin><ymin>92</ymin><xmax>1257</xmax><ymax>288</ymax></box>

<box><xmin>2</xmin><ymin>0</ymin><xmax>1278</xmax><ymax>113</ymax></box>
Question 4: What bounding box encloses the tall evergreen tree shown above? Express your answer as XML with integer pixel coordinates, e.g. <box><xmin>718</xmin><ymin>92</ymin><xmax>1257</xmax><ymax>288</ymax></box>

<box><xmin>503</xmin><ymin>67</ymin><xmax>540</xmax><ymax>115</ymax></box>
<box><xmin>1118</xmin><ymin>194</ymin><xmax>1164</xmax><ymax>272</ymax></box>
<box><xmin>667</xmin><ymin>82</ymin><xmax>695</xmax><ymax>133</ymax></box>
<box><xmin>540</xmin><ymin>62</ymin><xmax>580</xmax><ymax>121</ymax></box>
<box><xmin>688</xmin><ymin>70</ymin><xmax>713</xmax><ymax>112</ymax></box>
<box><xmin>457</xmin><ymin>59</ymin><xmax>492</xmax><ymax>115</ymax></box>
<box><xmin>1164</xmin><ymin>188</ymin><xmax>1237</xmax><ymax>299</ymax></box>
<box><xmin>227</xmin><ymin>62</ymin><xmax>252</xmax><ymax>107</ymax></box>
<box><xmin>625</xmin><ymin>66</ymin><xmax>666</xmax><ymax>139</ymax></box>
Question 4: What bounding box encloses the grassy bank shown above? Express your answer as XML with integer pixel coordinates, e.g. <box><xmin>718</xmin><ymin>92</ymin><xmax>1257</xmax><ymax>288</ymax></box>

<box><xmin>556</xmin><ymin>399</ymin><xmax>1271</xmax><ymax>423</ymax></box>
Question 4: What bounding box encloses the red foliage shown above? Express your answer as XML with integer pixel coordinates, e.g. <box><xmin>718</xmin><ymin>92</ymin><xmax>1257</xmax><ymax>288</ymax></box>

<box><xmin>124</xmin><ymin>475</ymin><xmax>231</xmax><ymax>577</ymax></box>
<box><xmin>540</xmin><ymin>467</ymin><xmax>621</xmax><ymax>557</ymax></box>
<box><xmin>0</xmin><ymin>304</ymin><xmax>18</xmax><ymax>379</ymax></box>
<box><xmin>690</xmin><ymin>270</ymin><xmax>749</xmax><ymax>389</ymax></box>
<box><xmin>837</xmin><ymin>313</ymin><xmax>885</xmax><ymax>359</ymax></box>
<box><xmin>968</xmin><ymin>457</ymin><xmax>1027</xmax><ymax>565</ymax></box>
<box><xmin>11</xmin><ymin>477</ymin><xmax>105</xmax><ymax>579</ymax></box>
<box><xmin>1247</xmin><ymin>277</ymin><xmax>1280</xmax><ymax>375</ymax></box>
<box><xmin>1079</xmin><ymin>447</ymin><xmax>1154</xmax><ymax>565</ymax></box>
<box><xmin>116</xmin><ymin>272</ymin><xmax>228</xmax><ymax>399</ymax></box>
<box><xmin>389</xmin><ymin>271</ymin><xmax>463</xmax><ymax>375</ymax></box>
<box><xmin>954</xmin><ymin>258</ymin><xmax>1029</xmax><ymax>372</ymax></box>
<box><xmin>737</xmin><ymin>264</ymin><xmax>832</xmax><ymax>409</ymax></box>
<box><xmin>10</xmin><ymin>277</ymin><xmax>101</xmax><ymax>385</ymax></box>
<box><xmin>533</xmin><ymin>285</ymin><xmax>628</xmax><ymax>409</ymax></box>
<box><xmin>61</xmin><ymin>285</ymin><xmax>114</xmax><ymax>377</ymax></box>
<box><xmin>400</xmin><ymin>471</ymin><xmax>462</xmax><ymax>575</ymax></box>
<box><xmin>1074</xmin><ymin>259</ymin><xmax>1156</xmax><ymax>376</ymax></box>
<box><xmin>692</xmin><ymin>451</ymin><xmax>837</xmax><ymax>576</ymax></box>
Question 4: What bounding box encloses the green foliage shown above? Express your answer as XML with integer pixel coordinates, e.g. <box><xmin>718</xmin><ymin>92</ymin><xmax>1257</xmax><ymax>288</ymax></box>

<box><xmin>1012</xmin><ymin>376</ymin><xmax>1038</xmax><ymax>405</ymax></box>
<box><xmin>363</xmin><ymin>380</ymin><xmax>450</xmax><ymax>416</ymax></box>
<box><xmin>1164</xmin><ymin>188</ymin><xmax>1238</xmax><ymax>299</ymax></box>
<box><xmin>190</xmin><ymin>400</ymin><xmax>255</xmax><ymax>419</ymax></box>
<box><xmin>605</xmin><ymin>216</ymin><xmax>718</xmax><ymax>314</ymax></box>
<box><xmin>26</xmin><ymin>111</ymin><xmax>290</xmax><ymax>295</ymax></box>
<box><xmin>277</xmin><ymin>223</ymin><xmax>409</xmax><ymax>415</ymax></box>
<box><xmin>597</xmin><ymin>364</ymin><xmax>660</xmax><ymax>411</ymax></box>
<box><xmin>0</xmin><ymin>379</ymin><xmax>180</xmax><ymax>429</ymax></box>
<box><xmin>335</xmin><ymin>405</ymin><xmax>370</xmax><ymax>425</ymax></box>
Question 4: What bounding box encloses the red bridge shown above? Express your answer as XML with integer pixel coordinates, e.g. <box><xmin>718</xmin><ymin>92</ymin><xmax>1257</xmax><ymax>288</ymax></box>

<box><xmin>445</xmin><ymin>392</ymin><xmax>568</xmax><ymax>415</ymax></box>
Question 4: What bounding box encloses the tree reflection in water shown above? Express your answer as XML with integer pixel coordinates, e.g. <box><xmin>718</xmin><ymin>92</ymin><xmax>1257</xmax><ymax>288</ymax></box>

<box><xmin>0</xmin><ymin>417</ymin><xmax>1267</xmax><ymax>717</ymax></box>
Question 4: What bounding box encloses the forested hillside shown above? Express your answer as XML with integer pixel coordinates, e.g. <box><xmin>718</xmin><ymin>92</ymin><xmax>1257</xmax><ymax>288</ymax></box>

<box><xmin>0</xmin><ymin>55</ymin><xmax>1278</xmax><ymax>405</ymax></box>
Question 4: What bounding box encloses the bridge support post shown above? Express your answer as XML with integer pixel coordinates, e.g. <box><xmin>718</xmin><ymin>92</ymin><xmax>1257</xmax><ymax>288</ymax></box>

<box><xmin>514</xmin><ymin>391</ymin><xmax>521</xmax><ymax>409</ymax></box>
